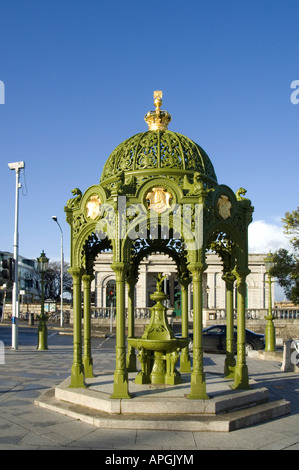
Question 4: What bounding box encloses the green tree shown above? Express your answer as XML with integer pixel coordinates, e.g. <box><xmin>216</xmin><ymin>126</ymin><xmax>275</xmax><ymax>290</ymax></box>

<box><xmin>271</xmin><ymin>207</ymin><xmax>299</xmax><ymax>304</ymax></box>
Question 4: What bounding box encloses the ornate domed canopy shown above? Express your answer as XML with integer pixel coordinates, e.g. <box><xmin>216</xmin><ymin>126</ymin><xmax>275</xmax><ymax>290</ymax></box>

<box><xmin>100</xmin><ymin>92</ymin><xmax>217</xmax><ymax>186</ymax></box>
<box><xmin>65</xmin><ymin>90</ymin><xmax>254</xmax><ymax>396</ymax></box>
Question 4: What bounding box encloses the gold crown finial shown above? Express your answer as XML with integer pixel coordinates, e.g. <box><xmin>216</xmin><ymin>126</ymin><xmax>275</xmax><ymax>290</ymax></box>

<box><xmin>154</xmin><ymin>90</ymin><xmax>163</xmax><ymax>110</ymax></box>
<box><xmin>144</xmin><ymin>90</ymin><xmax>172</xmax><ymax>130</ymax></box>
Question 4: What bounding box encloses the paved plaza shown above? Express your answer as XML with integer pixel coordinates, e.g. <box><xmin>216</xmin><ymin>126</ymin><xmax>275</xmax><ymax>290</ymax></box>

<box><xmin>1</xmin><ymin>323</ymin><xmax>299</xmax><ymax>451</ymax></box>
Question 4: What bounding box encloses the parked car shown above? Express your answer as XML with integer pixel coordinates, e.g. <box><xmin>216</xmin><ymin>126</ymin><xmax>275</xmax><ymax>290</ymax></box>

<box><xmin>177</xmin><ymin>325</ymin><xmax>265</xmax><ymax>354</ymax></box>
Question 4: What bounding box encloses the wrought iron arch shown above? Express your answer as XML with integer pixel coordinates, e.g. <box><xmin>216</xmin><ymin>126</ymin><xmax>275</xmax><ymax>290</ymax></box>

<box><xmin>82</xmin><ymin>232</ymin><xmax>112</xmax><ymax>275</ymax></box>
<box><xmin>128</xmin><ymin>236</ymin><xmax>189</xmax><ymax>280</ymax></box>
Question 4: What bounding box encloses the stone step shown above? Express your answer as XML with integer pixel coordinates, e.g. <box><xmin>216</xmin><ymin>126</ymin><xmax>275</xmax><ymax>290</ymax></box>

<box><xmin>54</xmin><ymin>376</ymin><xmax>270</xmax><ymax>416</ymax></box>
<box><xmin>35</xmin><ymin>388</ymin><xmax>290</xmax><ymax>433</ymax></box>
<box><xmin>225</xmin><ymin>399</ymin><xmax>291</xmax><ymax>432</ymax></box>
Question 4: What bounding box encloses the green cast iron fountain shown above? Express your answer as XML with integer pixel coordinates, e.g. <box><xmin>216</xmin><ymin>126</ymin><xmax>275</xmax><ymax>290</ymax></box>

<box><xmin>128</xmin><ymin>274</ymin><xmax>189</xmax><ymax>385</ymax></box>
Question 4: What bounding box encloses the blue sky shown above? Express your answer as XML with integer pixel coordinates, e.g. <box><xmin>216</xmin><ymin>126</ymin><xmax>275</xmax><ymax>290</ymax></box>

<box><xmin>0</xmin><ymin>0</ymin><xmax>298</xmax><ymax>275</ymax></box>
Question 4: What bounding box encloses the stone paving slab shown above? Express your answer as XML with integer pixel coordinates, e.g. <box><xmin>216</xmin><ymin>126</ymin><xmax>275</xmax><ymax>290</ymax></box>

<box><xmin>0</xmin><ymin>331</ymin><xmax>299</xmax><ymax>449</ymax></box>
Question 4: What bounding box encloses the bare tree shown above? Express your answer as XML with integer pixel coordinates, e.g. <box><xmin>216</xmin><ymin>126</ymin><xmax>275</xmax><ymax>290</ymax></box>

<box><xmin>36</xmin><ymin>261</ymin><xmax>72</xmax><ymax>302</ymax></box>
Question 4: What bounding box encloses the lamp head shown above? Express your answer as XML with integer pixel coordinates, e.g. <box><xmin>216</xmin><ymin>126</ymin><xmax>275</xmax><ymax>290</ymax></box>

<box><xmin>264</xmin><ymin>251</ymin><xmax>275</xmax><ymax>273</ymax></box>
<box><xmin>52</xmin><ymin>216</ymin><xmax>58</xmax><ymax>222</ymax></box>
<box><xmin>37</xmin><ymin>250</ymin><xmax>49</xmax><ymax>273</ymax></box>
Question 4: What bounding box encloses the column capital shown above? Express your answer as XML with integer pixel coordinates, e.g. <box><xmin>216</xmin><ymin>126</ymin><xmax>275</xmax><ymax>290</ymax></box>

<box><xmin>222</xmin><ymin>271</ymin><xmax>236</xmax><ymax>285</ymax></box>
<box><xmin>188</xmin><ymin>262</ymin><xmax>207</xmax><ymax>274</ymax></box>
<box><xmin>111</xmin><ymin>261</ymin><xmax>127</xmax><ymax>271</ymax></box>
<box><xmin>68</xmin><ymin>266</ymin><xmax>83</xmax><ymax>279</ymax></box>
<box><xmin>233</xmin><ymin>268</ymin><xmax>250</xmax><ymax>285</ymax></box>
<box><xmin>111</xmin><ymin>262</ymin><xmax>128</xmax><ymax>281</ymax></box>
<box><xmin>82</xmin><ymin>273</ymin><xmax>94</xmax><ymax>283</ymax></box>
<box><xmin>178</xmin><ymin>273</ymin><xmax>192</xmax><ymax>289</ymax></box>
<box><xmin>126</xmin><ymin>275</ymin><xmax>138</xmax><ymax>287</ymax></box>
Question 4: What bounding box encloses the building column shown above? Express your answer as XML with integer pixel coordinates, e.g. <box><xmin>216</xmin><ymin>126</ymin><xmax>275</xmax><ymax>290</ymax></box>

<box><xmin>82</xmin><ymin>274</ymin><xmax>94</xmax><ymax>378</ymax></box>
<box><xmin>68</xmin><ymin>267</ymin><xmax>85</xmax><ymax>388</ymax></box>
<box><xmin>188</xmin><ymin>265</ymin><xmax>209</xmax><ymax>399</ymax></box>
<box><xmin>233</xmin><ymin>269</ymin><xmax>250</xmax><ymax>390</ymax></box>
<box><xmin>110</xmin><ymin>262</ymin><xmax>131</xmax><ymax>399</ymax></box>
<box><xmin>179</xmin><ymin>274</ymin><xmax>191</xmax><ymax>373</ymax></box>
<box><xmin>222</xmin><ymin>271</ymin><xmax>236</xmax><ymax>378</ymax></box>
<box><xmin>139</xmin><ymin>265</ymin><xmax>147</xmax><ymax>309</ymax></box>
<box><xmin>126</xmin><ymin>276</ymin><xmax>137</xmax><ymax>372</ymax></box>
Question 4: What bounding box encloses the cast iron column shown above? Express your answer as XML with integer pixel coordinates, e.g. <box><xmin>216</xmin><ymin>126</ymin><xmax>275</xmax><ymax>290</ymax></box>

<box><xmin>110</xmin><ymin>262</ymin><xmax>131</xmax><ymax>399</ymax></box>
<box><xmin>37</xmin><ymin>269</ymin><xmax>48</xmax><ymax>350</ymax></box>
<box><xmin>69</xmin><ymin>267</ymin><xmax>85</xmax><ymax>388</ymax></box>
<box><xmin>82</xmin><ymin>274</ymin><xmax>94</xmax><ymax>378</ymax></box>
<box><xmin>188</xmin><ymin>265</ymin><xmax>209</xmax><ymax>399</ymax></box>
<box><xmin>222</xmin><ymin>271</ymin><xmax>236</xmax><ymax>378</ymax></box>
<box><xmin>126</xmin><ymin>276</ymin><xmax>137</xmax><ymax>372</ymax></box>
<box><xmin>264</xmin><ymin>274</ymin><xmax>276</xmax><ymax>352</ymax></box>
<box><xmin>233</xmin><ymin>269</ymin><xmax>250</xmax><ymax>389</ymax></box>
<box><xmin>179</xmin><ymin>275</ymin><xmax>191</xmax><ymax>373</ymax></box>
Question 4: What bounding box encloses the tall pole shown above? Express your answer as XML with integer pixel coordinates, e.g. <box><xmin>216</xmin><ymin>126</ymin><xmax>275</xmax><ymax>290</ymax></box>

<box><xmin>37</xmin><ymin>269</ymin><xmax>48</xmax><ymax>350</ymax></box>
<box><xmin>52</xmin><ymin>216</ymin><xmax>64</xmax><ymax>327</ymax></box>
<box><xmin>264</xmin><ymin>252</ymin><xmax>276</xmax><ymax>352</ymax></box>
<box><xmin>9</xmin><ymin>161</ymin><xmax>25</xmax><ymax>350</ymax></box>
<box><xmin>264</xmin><ymin>273</ymin><xmax>275</xmax><ymax>351</ymax></box>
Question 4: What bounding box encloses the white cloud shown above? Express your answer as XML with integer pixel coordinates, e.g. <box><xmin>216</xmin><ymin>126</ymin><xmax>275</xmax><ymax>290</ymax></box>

<box><xmin>248</xmin><ymin>220</ymin><xmax>290</xmax><ymax>254</ymax></box>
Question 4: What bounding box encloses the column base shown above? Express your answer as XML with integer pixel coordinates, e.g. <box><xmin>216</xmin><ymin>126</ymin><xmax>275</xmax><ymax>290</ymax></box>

<box><xmin>180</xmin><ymin>350</ymin><xmax>192</xmax><ymax>373</ymax></box>
<box><xmin>69</xmin><ymin>364</ymin><xmax>86</xmax><ymax>388</ymax></box>
<box><xmin>83</xmin><ymin>357</ymin><xmax>94</xmax><ymax>379</ymax></box>
<box><xmin>224</xmin><ymin>352</ymin><xmax>236</xmax><ymax>379</ymax></box>
<box><xmin>165</xmin><ymin>372</ymin><xmax>182</xmax><ymax>385</ymax></box>
<box><xmin>37</xmin><ymin>322</ymin><xmax>48</xmax><ymax>350</ymax></box>
<box><xmin>126</xmin><ymin>347</ymin><xmax>137</xmax><ymax>372</ymax></box>
<box><xmin>135</xmin><ymin>372</ymin><xmax>151</xmax><ymax>384</ymax></box>
<box><xmin>110</xmin><ymin>372</ymin><xmax>132</xmax><ymax>399</ymax></box>
<box><xmin>265</xmin><ymin>318</ymin><xmax>276</xmax><ymax>352</ymax></box>
<box><xmin>232</xmin><ymin>364</ymin><xmax>250</xmax><ymax>390</ymax></box>
<box><xmin>188</xmin><ymin>372</ymin><xmax>209</xmax><ymax>400</ymax></box>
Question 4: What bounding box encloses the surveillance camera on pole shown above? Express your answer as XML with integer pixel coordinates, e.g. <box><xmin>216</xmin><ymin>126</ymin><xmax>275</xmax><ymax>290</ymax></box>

<box><xmin>8</xmin><ymin>161</ymin><xmax>25</xmax><ymax>350</ymax></box>
<box><xmin>8</xmin><ymin>161</ymin><xmax>25</xmax><ymax>171</ymax></box>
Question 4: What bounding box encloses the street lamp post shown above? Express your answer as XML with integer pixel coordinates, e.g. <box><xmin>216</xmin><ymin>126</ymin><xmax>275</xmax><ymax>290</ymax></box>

<box><xmin>8</xmin><ymin>161</ymin><xmax>25</xmax><ymax>350</ymax></box>
<box><xmin>37</xmin><ymin>250</ymin><xmax>49</xmax><ymax>350</ymax></box>
<box><xmin>52</xmin><ymin>216</ymin><xmax>64</xmax><ymax>327</ymax></box>
<box><xmin>264</xmin><ymin>251</ymin><xmax>276</xmax><ymax>352</ymax></box>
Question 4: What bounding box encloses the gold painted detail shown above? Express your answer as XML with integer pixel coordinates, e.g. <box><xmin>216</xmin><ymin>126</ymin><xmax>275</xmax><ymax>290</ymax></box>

<box><xmin>146</xmin><ymin>187</ymin><xmax>172</xmax><ymax>213</ymax></box>
<box><xmin>217</xmin><ymin>195</ymin><xmax>232</xmax><ymax>220</ymax></box>
<box><xmin>86</xmin><ymin>195</ymin><xmax>101</xmax><ymax>220</ymax></box>
<box><xmin>144</xmin><ymin>91</ymin><xmax>172</xmax><ymax>130</ymax></box>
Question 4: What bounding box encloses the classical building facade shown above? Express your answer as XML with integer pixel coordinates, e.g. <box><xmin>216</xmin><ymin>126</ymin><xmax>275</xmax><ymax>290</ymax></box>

<box><xmin>93</xmin><ymin>252</ymin><xmax>271</xmax><ymax>316</ymax></box>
